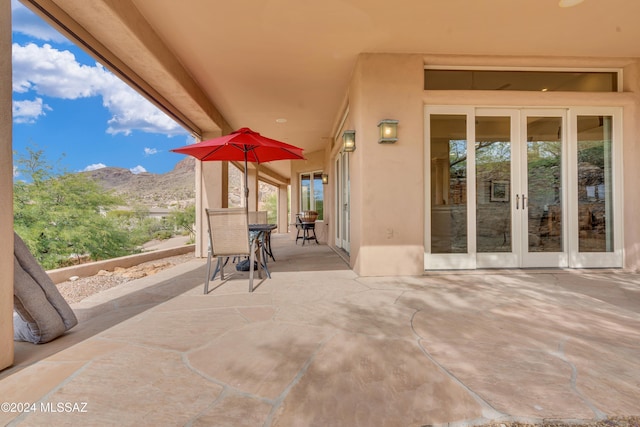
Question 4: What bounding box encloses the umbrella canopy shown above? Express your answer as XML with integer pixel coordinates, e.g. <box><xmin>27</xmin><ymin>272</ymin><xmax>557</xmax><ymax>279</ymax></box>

<box><xmin>171</xmin><ymin>127</ymin><xmax>305</xmax><ymax>214</ymax></box>
<box><xmin>171</xmin><ymin>127</ymin><xmax>304</xmax><ymax>163</ymax></box>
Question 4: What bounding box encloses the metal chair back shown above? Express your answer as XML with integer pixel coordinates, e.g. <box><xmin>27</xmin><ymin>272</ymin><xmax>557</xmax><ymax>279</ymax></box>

<box><xmin>205</xmin><ymin>208</ymin><xmax>262</xmax><ymax>293</ymax></box>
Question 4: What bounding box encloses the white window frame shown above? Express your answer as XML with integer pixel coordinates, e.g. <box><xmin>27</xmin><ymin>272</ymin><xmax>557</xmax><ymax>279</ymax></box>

<box><xmin>424</xmin><ymin>105</ymin><xmax>623</xmax><ymax>270</ymax></box>
<box><xmin>300</xmin><ymin>170</ymin><xmax>324</xmax><ymax>221</ymax></box>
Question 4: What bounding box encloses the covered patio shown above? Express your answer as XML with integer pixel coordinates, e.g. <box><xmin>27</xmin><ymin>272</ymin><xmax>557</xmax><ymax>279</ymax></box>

<box><xmin>2</xmin><ymin>235</ymin><xmax>639</xmax><ymax>426</ymax></box>
<box><xmin>3</xmin><ymin>1</ymin><xmax>640</xmax><ymax>420</ymax></box>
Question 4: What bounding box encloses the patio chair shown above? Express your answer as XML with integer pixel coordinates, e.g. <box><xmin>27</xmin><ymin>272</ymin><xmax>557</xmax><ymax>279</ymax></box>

<box><xmin>248</xmin><ymin>210</ymin><xmax>268</xmax><ymax>224</ymax></box>
<box><xmin>295</xmin><ymin>214</ymin><xmax>304</xmax><ymax>244</ymax></box>
<box><xmin>296</xmin><ymin>211</ymin><xmax>319</xmax><ymax>245</ymax></box>
<box><xmin>204</xmin><ymin>208</ymin><xmax>263</xmax><ymax>293</ymax></box>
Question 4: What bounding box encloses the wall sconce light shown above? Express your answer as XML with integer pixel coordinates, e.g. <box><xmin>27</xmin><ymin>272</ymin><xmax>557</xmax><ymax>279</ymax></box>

<box><xmin>321</xmin><ymin>173</ymin><xmax>329</xmax><ymax>185</ymax></box>
<box><xmin>342</xmin><ymin>130</ymin><xmax>356</xmax><ymax>152</ymax></box>
<box><xmin>377</xmin><ymin>119</ymin><xmax>399</xmax><ymax>144</ymax></box>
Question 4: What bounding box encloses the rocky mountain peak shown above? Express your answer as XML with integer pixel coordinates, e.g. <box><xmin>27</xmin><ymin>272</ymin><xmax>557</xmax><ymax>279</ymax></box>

<box><xmin>83</xmin><ymin>159</ymin><xmax>195</xmax><ymax>209</ymax></box>
<box><xmin>84</xmin><ymin>157</ymin><xmax>276</xmax><ymax>210</ymax></box>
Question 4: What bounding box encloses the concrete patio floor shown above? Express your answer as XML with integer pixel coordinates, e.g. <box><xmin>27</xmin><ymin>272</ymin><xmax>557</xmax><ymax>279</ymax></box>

<box><xmin>1</xmin><ymin>234</ymin><xmax>640</xmax><ymax>426</ymax></box>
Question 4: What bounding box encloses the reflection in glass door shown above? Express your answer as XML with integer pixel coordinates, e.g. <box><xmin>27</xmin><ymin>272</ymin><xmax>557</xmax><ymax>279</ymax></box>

<box><xmin>425</xmin><ymin>106</ymin><xmax>622</xmax><ymax>270</ymax></box>
<box><xmin>476</xmin><ymin>116</ymin><xmax>512</xmax><ymax>253</ymax></box>
<box><xmin>577</xmin><ymin>116</ymin><xmax>613</xmax><ymax>252</ymax></box>
<box><xmin>430</xmin><ymin>114</ymin><xmax>468</xmax><ymax>254</ymax></box>
<box><xmin>475</xmin><ymin>111</ymin><xmax>519</xmax><ymax>268</ymax></box>
<box><xmin>570</xmin><ymin>109</ymin><xmax>622</xmax><ymax>267</ymax></box>
<box><xmin>476</xmin><ymin>111</ymin><xmax>568</xmax><ymax>268</ymax></box>
<box><xmin>526</xmin><ymin>117</ymin><xmax>563</xmax><ymax>252</ymax></box>
<box><xmin>521</xmin><ymin>114</ymin><xmax>567</xmax><ymax>267</ymax></box>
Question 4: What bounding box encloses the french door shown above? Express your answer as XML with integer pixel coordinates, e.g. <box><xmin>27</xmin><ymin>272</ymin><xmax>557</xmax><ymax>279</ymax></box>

<box><xmin>335</xmin><ymin>151</ymin><xmax>350</xmax><ymax>253</ymax></box>
<box><xmin>425</xmin><ymin>106</ymin><xmax>622</xmax><ymax>270</ymax></box>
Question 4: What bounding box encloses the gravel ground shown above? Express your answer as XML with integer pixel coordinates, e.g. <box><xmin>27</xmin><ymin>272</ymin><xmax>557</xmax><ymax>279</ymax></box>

<box><xmin>56</xmin><ymin>252</ymin><xmax>196</xmax><ymax>304</ymax></box>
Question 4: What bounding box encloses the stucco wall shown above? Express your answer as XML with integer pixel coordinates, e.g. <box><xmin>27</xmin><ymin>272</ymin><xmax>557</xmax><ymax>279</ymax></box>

<box><xmin>0</xmin><ymin>0</ymin><xmax>14</xmax><ymax>370</ymax></box>
<box><xmin>621</xmin><ymin>61</ymin><xmax>640</xmax><ymax>270</ymax></box>
<box><xmin>349</xmin><ymin>53</ymin><xmax>426</xmax><ymax>276</ymax></box>
<box><xmin>342</xmin><ymin>52</ymin><xmax>640</xmax><ymax>275</ymax></box>
<box><xmin>421</xmin><ymin>54</ymin><xmax>640</xmax><ymax>271</ymax></box>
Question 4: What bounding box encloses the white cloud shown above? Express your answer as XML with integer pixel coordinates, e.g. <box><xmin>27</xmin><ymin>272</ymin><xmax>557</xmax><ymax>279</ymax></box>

<box><xmin>13</xmin><ymin>165</ymin><xmax>19</xmax><ymax>178</ymax></box>
<box><xmin>83</xmin><ymin>163</ymin><xmax>107</xmax><ymax>172</ymax></box>
<box><xmin>12</xmin><ymin>42</ymin><xmax>186</xmax><ymax>136</ymax></box>
<box><xmin>13</xmin><ymin>97</ymin><xmax>51</xmax><ymax>124</ymax></box>
<box><xmin>144</xmin><ymin>147</ymin><xmax>158</xmax><ymax>156</ymax></box>
<box><xmin>103</xmin><ymin>87</ymin><xmax>183</xmax><ymax>136</ymax></box>
<box><xmin>11</xmin><ymin>0</ymin><xmax>69</xmax><ymax>44</ymax></box>
<box><xmin>12</xmin><ymin>43</ymin><xmax>110</xmax><ymax>98</ymax></box>
<box><xmin>130</xmin><ymin>165</ymin><xmax>147</xmax><ymax>174</ymax></box>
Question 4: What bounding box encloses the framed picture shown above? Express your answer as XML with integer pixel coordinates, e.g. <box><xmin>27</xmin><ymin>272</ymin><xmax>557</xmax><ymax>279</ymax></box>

<box><xmin>490</xmin><ymin>180</ymin><xmax>509</xmax><ymax>202</ymax></box>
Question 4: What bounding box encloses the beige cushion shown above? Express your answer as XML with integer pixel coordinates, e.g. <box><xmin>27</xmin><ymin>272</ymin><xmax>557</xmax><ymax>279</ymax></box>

<box><xmin>13</xmin><ymin>232</ymin><xmax>77</xmax><ymax>344</ymax></box>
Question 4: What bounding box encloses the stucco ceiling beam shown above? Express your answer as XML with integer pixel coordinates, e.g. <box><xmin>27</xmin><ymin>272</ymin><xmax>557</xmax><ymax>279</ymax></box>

<box><xmin>231</xmin><ymin>161</ymin><xmax>289</xmax><ymax>187</ymax></box>
<box><xmin>97</xmin><ymin>0</ymin><xmax>230</xmax><ymax>135</ymax></box>
<box><xmin>258</xmin><ymin>166</ymin><xmax>290</xmax><ymax>187</ymax></box>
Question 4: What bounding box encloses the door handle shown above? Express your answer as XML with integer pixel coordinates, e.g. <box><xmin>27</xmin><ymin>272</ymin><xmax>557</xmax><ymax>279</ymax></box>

<box><xmin>516</xmin><ymin>194</ymin><xmax>519</xmax><ymax>210</ymax></box>
<box><xmin>522</xmin><ymin>194</ymin><xmax>527</xmax><ymax>209</ymax></box>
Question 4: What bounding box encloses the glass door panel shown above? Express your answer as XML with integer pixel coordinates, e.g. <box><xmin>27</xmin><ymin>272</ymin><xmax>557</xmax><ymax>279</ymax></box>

<box><xmin>430</xmin><ymin>114</ymin><xmax>468</xmax><ymax>254</ymax></box>
<box><xmin>313</xmin><ymin>172</ymin><xmax>324</xmax><ymax>220</ymax></box>
<box><xmin>476</xmin><ymin>116</ymin><xmax>512</xmax><ymax>253</ymax></box>
<box><xmin>301</xmin><ymin>174</ymin><xmax>311</xmax><ymax>211</ymax></box>
<box><xmin>576</xmin><ymin>115</ymin><xmax>613</xmax><ymax>252</ymax></box>
<box><xmin>525</xmin><ymin>116</ymin><xmax>564</xmax><ymax>253</ymax></box>
<box><xmin>341</xmin><ymin>151</ymin><xmax>350</xmax><ymax>253</ymax></box>
<box><xmin>425</xmin><ymin>106</ymin><xmax>621</xmax><ymax>270</ymax></box>
<box><xmin>570</xmin><ymin>109</ymin><xmax>622</xmax><ymax>268</ymax></box>
<box><xmin>334</xmin><ymin>157</ymin><xmax>340</xmax><ymax>246</ymax></box>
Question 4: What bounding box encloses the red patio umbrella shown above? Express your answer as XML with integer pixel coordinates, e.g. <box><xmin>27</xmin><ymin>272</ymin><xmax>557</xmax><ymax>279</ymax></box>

<box><xmin>170</xmin><ymin>127</ymin><xmax>305</xmax><ymax>214</ymax></box>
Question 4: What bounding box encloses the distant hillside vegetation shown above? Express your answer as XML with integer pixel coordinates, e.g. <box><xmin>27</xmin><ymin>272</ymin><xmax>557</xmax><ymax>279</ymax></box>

<box><xmin>83</xmin><ymin>157</ymin><xmax>276</xmax><ymax>209</ymax></box>
<box><xmin>83</xmin><ymin>157</ymin><xmax>196</xmax><ymax>208</ymax></box>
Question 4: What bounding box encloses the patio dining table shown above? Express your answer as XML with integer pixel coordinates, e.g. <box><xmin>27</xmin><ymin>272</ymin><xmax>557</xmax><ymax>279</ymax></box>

<box><xmin>249</xmin><ymin>223</ymin><xmax>277</xmax><ymax>262</ymax></box>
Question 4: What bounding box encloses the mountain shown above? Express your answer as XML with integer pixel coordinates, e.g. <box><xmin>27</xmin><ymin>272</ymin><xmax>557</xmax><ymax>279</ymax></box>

<box><xmin>83</xmin><ymin>157</ymin><xmax>274</xmax><ymax>209</ymax></box>
<box><xmin>83</xmin><ymin>157</ymin><xmax>196</xmax><ymax>208</ymax></box>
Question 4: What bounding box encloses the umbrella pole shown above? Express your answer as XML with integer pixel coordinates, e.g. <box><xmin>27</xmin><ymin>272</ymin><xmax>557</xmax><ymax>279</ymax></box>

<box><xmin>244</xmin><ymin>156</ymin><xmax>249</xmax><ymax>218</ymax></box>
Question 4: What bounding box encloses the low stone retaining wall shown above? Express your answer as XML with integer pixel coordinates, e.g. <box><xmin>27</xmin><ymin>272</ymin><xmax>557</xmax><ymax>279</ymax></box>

<box><xmin>46</xmin><ymin>245</ymin><xmax>196</xmax><ymax>284</ymax></box>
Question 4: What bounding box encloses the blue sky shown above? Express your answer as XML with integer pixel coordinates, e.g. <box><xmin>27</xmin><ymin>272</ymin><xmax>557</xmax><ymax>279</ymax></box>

<box><xmin>11</xmin><ymin>0</ymin><xmax>194</xmax><ymax>178</ymax></box>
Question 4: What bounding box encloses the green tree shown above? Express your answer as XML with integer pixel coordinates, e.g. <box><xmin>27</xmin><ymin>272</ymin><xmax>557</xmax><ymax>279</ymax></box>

<box><xmin>107</xmin><ymin>205</ymin><xmax>164</xmax><ymax>245</ymax></box>
<box><xmin>168</xmin><ymin>205</ymin><xmax>195</xmax><ymax>237</ymax></box>
<box><xmin>262</xmin><ymin>193</ymin><xmax>278</xmax><ymax>224</ymax></box>
<box><xmin>14</xmin><ymin>147</ymin><xmax>136</xmax><ymax>269</ymax></box>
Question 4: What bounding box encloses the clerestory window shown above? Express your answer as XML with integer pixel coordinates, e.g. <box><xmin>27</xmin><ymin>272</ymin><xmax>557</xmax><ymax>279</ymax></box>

<box><xmin>424</xmin><ymin>68</ymin><xmax>619</xmax><ymax>92</ymax></box>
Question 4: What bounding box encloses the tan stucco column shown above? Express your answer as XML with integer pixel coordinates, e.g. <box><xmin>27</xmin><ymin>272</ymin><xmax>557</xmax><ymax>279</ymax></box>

<box><xmin>290</xmin><ymin>174</ymin><xmax>300</xmax><ymax>234</ymax></box>
<box><xmin>0</xmin><ymin>0</ymin><xmax>14</xmax><ymax>370</ymax></box>
<box><xmin>278</xmin><ymin>184</ymin><xmax>289</xmax><ymax>233</ymax></box>
<box><xmin>195</xmin><ymin>132</ymin><xmax>228</xmax><ymax>257</ymax></box>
